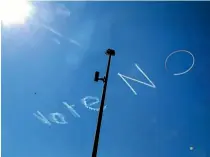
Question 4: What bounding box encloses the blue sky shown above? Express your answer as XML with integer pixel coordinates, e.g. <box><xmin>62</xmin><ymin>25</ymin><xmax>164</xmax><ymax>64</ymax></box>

<box><xmin>1</xmin><ymin>1</ymin><xmax>210</xmax><ymax>157</ymax></box>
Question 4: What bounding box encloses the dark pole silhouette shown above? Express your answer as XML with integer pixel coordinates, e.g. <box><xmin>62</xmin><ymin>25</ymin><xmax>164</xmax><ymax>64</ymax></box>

<box><xmin>92</xmin><ymin>49</ymin><xmax>115</xmax><ymax>157</ymax></box>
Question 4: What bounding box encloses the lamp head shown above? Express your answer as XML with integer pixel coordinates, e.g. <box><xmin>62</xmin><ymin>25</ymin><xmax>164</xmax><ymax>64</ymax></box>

<box><xmin>105</xmin><ymin>49</ymin><xmax>115</xmax><ymax>56</ymax></box>
<box><xmin>94</xmin><ymin>71</ymin><xmax>100</xmax><ymax>82</ymax></box>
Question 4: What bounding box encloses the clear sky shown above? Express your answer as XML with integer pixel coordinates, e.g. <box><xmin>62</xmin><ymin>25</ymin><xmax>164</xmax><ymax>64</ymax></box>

<box><xmin>1</xmin><ymin>1</ymin><xmax>210</xmax><ymax>157</ymax></box>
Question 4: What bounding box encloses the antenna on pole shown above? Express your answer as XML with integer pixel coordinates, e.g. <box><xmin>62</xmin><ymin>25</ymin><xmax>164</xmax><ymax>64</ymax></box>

<box><xmin>92</xmin><ymin>48</ymin><xmax>115</xmax><ymax>157</ymax></box>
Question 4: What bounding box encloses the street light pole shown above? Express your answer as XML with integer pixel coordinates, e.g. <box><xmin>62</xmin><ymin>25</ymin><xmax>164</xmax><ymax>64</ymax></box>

<box><xmin>92</xmin><ymin>49</ymin><xmax>115</xmax><ymax>157</ymax></box>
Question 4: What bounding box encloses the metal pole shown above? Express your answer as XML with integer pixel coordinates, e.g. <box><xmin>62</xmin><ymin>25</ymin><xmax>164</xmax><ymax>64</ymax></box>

<box><xmin>92</xmin><ymin>49</ymin><xmax>115</xmax><ymax>157</ymax></box>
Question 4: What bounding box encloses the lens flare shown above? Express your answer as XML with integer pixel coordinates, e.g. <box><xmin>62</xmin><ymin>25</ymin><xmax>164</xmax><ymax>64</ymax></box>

<box><xmin>0</xmin><ymin>0</ymin><xmax>34</xmax><ymax>25</ymax></box>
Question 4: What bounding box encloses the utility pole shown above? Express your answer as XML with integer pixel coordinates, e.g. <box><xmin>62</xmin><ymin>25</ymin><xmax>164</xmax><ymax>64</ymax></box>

<box><xmin>92</xmin><ymin>49</ymin><xmax>115</xmax><ymax>157</ymax></box>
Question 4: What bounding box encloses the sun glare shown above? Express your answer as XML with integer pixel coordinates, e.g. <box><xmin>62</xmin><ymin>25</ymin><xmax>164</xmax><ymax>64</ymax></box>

<box><xmin>0</xmin><ymin>0</ymin><xmax>33</xmax><ymax>26</ymax></box>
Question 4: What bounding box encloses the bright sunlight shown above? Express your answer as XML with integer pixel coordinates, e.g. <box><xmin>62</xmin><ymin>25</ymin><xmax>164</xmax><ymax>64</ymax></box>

<box><xmin>0</xmin><ymin>0</ymin><xmax>34</xmax><ymax>26</ymax></box>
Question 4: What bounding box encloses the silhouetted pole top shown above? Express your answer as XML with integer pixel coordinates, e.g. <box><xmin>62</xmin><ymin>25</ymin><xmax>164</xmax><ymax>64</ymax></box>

<box><xmin>92</xmin><ymin>48</ymin><xmax>115</xmax><ymax>157</ymax></box>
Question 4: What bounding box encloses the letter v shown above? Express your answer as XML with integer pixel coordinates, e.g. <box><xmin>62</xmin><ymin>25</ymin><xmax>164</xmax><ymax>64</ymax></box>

<box><xmin>118</xmin><ymin>63</ymin><xmax>156</xmax><ymax>95</ymax></box>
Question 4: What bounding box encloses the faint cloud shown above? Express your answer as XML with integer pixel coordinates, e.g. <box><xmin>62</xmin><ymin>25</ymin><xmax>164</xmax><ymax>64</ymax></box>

<box><xmin>33</xmin><ymin>2</ymin><xmax>55</xmax><ymax>24</ymax></box>
<box><xmin>52</xmin><ymin>38</ymin><xmax>60</xmax><ymax>45</ymax></box>
<box><xmin>41</xmin><ymin>24</ymin><xmax>63</xmax><ymax>37</ymax></box>
<box><xmin>68</xmin><ymin>38</ymin><xmax>81</xmax><ymax>47</ymax></box>
<box><xmin>56</xmin><ymin>4</ymin><xmax>71</xmax><ymax>17</ymax></box>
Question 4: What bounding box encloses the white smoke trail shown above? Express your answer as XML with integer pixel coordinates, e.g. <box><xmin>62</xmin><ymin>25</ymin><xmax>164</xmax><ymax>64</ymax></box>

<box><xmin>118</xmin><ymin>63</ymin><xmax>156</xmax><ymax>95</ymax></box>
<box><xmin>165</xmin><ymin>50</ymin><xmax>195</xmax><ymax>76</ymax></box>
<box><xmin>63</xmin><ymin>102</ymin><xmax>81</xmax><ymax>118</ymax></box>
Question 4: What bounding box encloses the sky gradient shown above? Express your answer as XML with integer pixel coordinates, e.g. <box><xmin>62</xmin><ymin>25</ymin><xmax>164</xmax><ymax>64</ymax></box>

<box><xmin>2</xmin><ymin>1</ymin><xmax>210</xmax><ymax>157</ymax></box>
